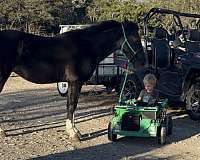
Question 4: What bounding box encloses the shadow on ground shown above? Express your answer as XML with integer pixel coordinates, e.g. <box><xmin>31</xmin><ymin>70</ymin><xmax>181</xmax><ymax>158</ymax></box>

<box><xmin>0</xmin><ymin>88</ymin><xmax>116</xmax><ymax>136</ymax></box>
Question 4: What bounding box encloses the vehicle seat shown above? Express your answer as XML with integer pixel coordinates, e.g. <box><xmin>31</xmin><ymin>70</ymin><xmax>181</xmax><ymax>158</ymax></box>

<box><xmin>188</xmin><ymin>29</ymin><xmax>200</xmax><ymax>41</ymax></box>
<box><xmin>151</xmin><ymin>27</ymin><xmax>173</xmax><ymax>69</ymax></box>
<box><xmin>186</xmin><ymin>29</ymin><xmax>200</xmax><ymax>54</ymax></box>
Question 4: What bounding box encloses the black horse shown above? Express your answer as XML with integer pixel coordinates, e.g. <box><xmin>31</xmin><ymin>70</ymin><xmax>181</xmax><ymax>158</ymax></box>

<box><xmin>0</xmin><ymin>20</ymin><xmax>145</xmax><ymax>139</ymax></box>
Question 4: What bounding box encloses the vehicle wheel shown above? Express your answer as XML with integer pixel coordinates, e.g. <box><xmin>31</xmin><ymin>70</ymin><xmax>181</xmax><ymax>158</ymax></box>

<box><xmin>165</xmin><ymin>115</ymin><xmax>173</xmax><ymax>136</ymax></box>
<box><xmin>157</xmin><ymin>125</ymin><xmax>167</xmax><ymax>145</ymax></box>
<box><xmin>186</xmin><ymin>82</ymin><xmax>200</xmax><ymax>121</ymax></box>
<box><xmin>57</xmin><ymin>82</ymin><xmax>68</xmax><ymax>97</ymax></box>
<box><xmin>108</xmin><ymin>122</ymin><xmax>117</xmax><ymax>142</ymax></box>
<box><xmin>119</xmin><ymin>74</ymin><xmax>142</xmax><ymax>101</ymax></box>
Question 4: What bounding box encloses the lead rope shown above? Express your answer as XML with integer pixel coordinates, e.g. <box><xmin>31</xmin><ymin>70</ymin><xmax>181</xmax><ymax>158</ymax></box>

<box><xmin>118</xmin><ymin>60</ymin><xmax>129</xmax><ymax>103</ymax></box>
<box><xmin>118</xmin><ymin>23</ymin><xmax>132</xmax><ymax>103</ymax></box>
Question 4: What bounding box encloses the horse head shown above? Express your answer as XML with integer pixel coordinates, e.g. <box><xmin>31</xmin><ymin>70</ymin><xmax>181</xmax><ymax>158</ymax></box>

<box><xmin>118</xmin><ymin>20</ymin><xmax>146</xmax><ymax>69</ymax></box>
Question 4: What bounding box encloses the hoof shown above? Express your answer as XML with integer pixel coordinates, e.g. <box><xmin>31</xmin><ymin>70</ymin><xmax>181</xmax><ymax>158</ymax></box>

<box><xmin>0</xmin><ymin>128</ymin><xmax>6</xmax><ymax>138</ymax></box>
<box><xmin>69</xmin><ymin>134</ymin><xmax>81</xmax><ymax>142</ymax></box>
<box><xmin>66</xmin><ymin>128</ymin><xmax>82</xmax><ymax>141</ymax></box>
<box><xmin>65</xmin><ymin>119</ymin><xmax>73</xmax><ymax>131</ymax></box>
<box><xmin>65</xmin><ymin>119</ymin><xmax>82</xmax><ymax>141</ymax></box>
<box><xmin>67</xmin><ymin>128</ymin><xmax>77</xmax><ymax>138</ymax></box>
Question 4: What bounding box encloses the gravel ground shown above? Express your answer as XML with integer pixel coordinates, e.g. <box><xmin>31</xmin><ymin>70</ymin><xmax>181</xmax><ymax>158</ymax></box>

<box><xmin>0</xmin><ymin>76</ymin><xmax>200</xmax><ymax>160</ymax></box>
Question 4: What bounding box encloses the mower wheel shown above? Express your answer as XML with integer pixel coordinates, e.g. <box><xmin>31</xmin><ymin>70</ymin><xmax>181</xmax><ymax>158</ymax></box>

<box><xmin>157</xmin><ymin>125</ymin><xmax>167</xmax><ymax>145</ymax></box>
<box><xmin>165</xmin><ymin>115</ymin><xmax>173</xmax><ymax>136</ymax></box>
<box><xmin>108</xmin><ymin>122</ymin><xmax>117</xmax><ymax>142</ymax></box>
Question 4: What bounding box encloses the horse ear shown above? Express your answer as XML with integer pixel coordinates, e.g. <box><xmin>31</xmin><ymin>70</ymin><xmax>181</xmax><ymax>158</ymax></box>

<box><xmin>123</xmin><ymin>18</ymin><xmax>129</xmax><ymax>23</ymax></box>
<box><xmin>124</xmin><ymin>17</ymin><xmax>129</xmax><ymax>22</ymax></box>
<box><xmin>122</xmin><ymin>18</ymin><xmax>129</xmax><ymax>27</ymax></box>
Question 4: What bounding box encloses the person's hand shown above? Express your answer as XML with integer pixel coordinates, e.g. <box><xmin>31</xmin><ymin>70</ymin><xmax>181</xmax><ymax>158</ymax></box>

<box><xmin>134</xmin><ymin>100</ymin><xmax>148</xmax><ymax>106</ymax></box>
<box><xmin>125</xmin><ymin>99</ymin><xmax>137</xmax><ymax>105</ymax></box>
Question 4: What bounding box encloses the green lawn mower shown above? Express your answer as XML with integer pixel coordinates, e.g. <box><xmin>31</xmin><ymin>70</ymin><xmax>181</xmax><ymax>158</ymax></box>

<box><xmin>108</xmin><ymin>99</ymin><xmax>173</xmax><ymax>144</ymax></box>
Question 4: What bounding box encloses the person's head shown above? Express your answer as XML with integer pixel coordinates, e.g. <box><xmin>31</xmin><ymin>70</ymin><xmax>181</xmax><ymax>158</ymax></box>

<box><xmin>143</xmin><ymin>74</ymin><xmax>157</xmax><ymax>93</ymax></box>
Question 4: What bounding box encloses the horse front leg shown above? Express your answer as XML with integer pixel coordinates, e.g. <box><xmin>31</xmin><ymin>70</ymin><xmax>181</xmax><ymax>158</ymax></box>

<box><xmin>65</xmin><ymin>80</ymin><xmax>82</xmax><ymax>140</ymax></box>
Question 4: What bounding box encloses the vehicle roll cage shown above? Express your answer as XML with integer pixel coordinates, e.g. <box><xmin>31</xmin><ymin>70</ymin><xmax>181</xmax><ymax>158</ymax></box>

<box><xmin>143</xmin><ymin>8</ymin><xmax>200</xmax><ymax>43</ymax></box>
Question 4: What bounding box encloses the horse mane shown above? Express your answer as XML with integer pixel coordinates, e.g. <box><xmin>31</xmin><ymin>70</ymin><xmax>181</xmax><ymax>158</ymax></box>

<box><xmin>57</xmin><ymin>20</ymin><xmax>139</xmax><ymax>41</ymax></box>
<box><xmin>122</xmin><ymin>20</ymin><xmax>139</xmax><ymax>31</ymax></box>
<box><xmin>83</xmin><ymin>20</ymin><xmax>121</xmax><ymax>33</ymax></box>
<box><xmin>57</xmin><ymin>20</ymin><xmax>122</xmax><ymax>38</ymax></box>
<box><xmin>58</xmin><ymin>20</ymin><xmax>139</xmax><ymax>37</ymax></box>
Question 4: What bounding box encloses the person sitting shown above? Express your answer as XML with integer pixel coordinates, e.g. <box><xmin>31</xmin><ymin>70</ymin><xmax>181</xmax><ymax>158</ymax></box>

<box><xmin>137</xmin><ymin>74</ymin><xmax>159</xmax><ymax>106</ymax></box>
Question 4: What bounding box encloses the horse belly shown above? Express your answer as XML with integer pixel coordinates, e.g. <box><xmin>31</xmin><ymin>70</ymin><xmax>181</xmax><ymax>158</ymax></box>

<box><xmin>13</xmin><ymin>63</ymin><xmax>65</xmax><ymax>84</ymax></box>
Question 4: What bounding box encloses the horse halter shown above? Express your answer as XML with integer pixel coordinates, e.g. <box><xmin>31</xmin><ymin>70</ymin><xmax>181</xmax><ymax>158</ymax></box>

<box><xmin>120</xmin><ymin>23</ymin><xmax>142</xmax><ymax>56</ymax></box>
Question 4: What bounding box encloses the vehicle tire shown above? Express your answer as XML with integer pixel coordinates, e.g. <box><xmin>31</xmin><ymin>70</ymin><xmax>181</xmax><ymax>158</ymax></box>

<box><xmin>157</xmin><ymin>125</ymin><xmax>167</xmax><ymax>145</ymax></box>
<box><xmin>165</xmin><ymin>115</ymin><xmax>173</xmax><ymax>136</ymax></box>
<box><xmin>119</xmin><ymin>73</ymin><xmax>142</xmax><ymax>100</ymax></box>
<box><xmin>57</xmin><ymin>82</ymin><xmax>68</xmax><ymax>97</ymax></box>
<box><xmin>108</xmin><ymin>122</ymin><xmax>117</xmax><ymax>142</ymax></box>
<box><xmin>186</xmin><ymin>82</ymin><xmax>200</xmax><ymax>121</ymax></box>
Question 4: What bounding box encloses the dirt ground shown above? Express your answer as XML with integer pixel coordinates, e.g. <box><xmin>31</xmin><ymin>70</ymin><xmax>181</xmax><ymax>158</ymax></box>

<box><xmin>0</xmin><ymin>76</ymin><xmax>200</xmax><ymax>160</ymax></box>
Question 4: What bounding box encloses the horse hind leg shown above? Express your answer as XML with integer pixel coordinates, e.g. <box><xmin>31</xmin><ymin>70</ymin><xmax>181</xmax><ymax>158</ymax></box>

<box><xmin>0</xmin><ymin>69</ymin><xmax>11</xmax><ymax>93</ymax></box>
<box><xmin>0</xmin><ymin>70</ymin><xmax>12</xmax><ymax>138</ymax></box>
<box><xmin>0</xmin><ymin>76</ymin><xmax>6</xmax><ymax>93</ymax></box>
